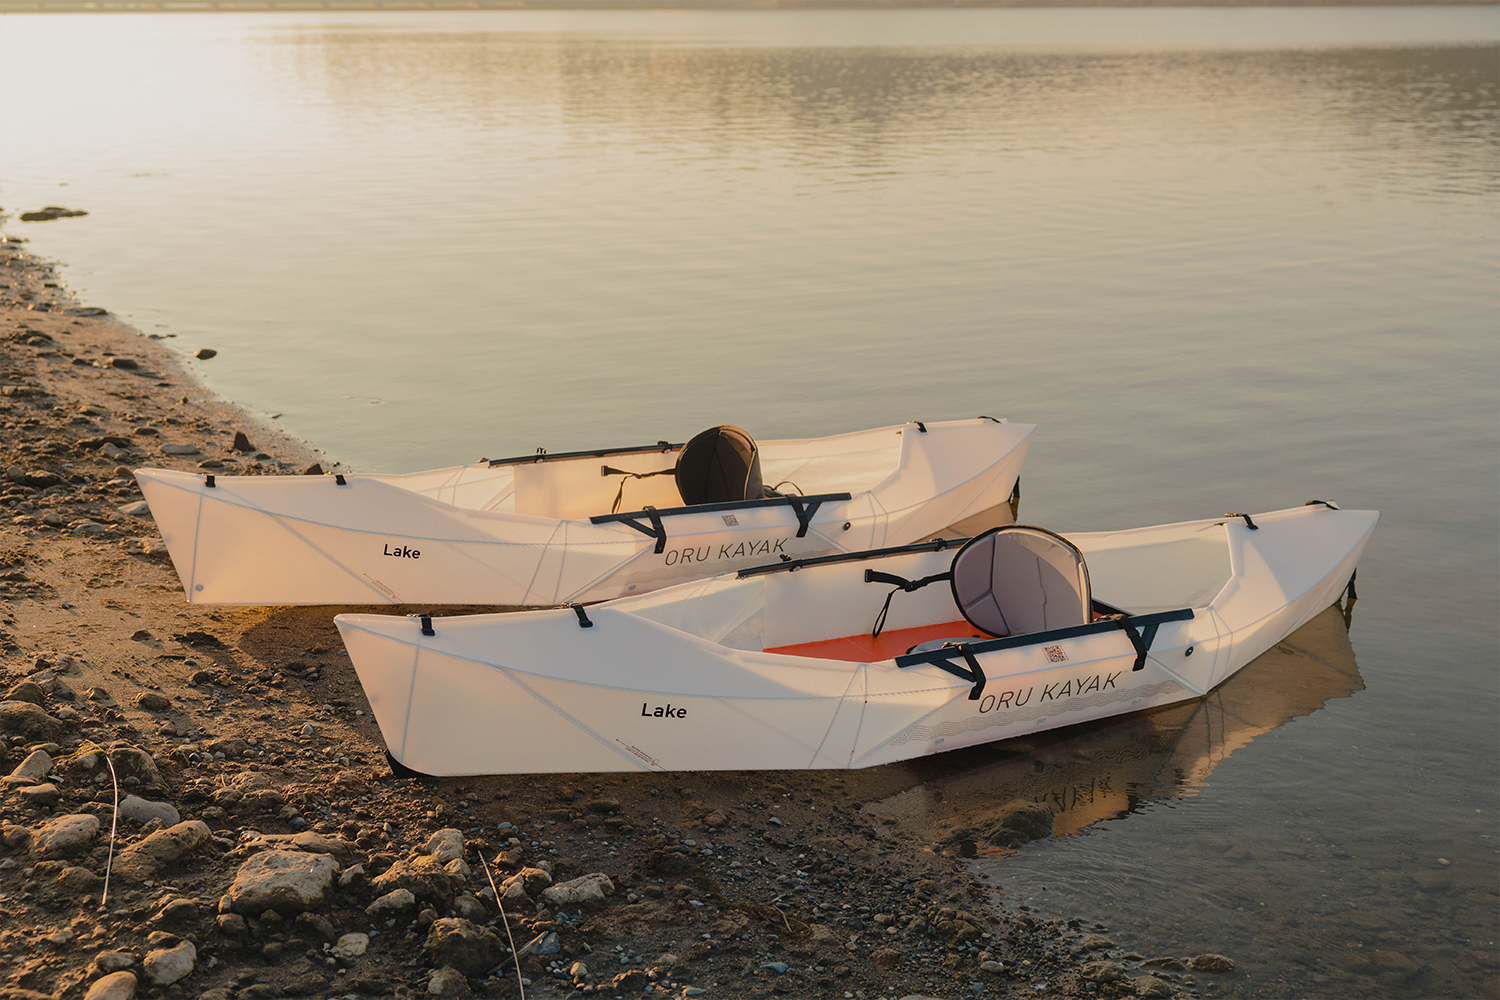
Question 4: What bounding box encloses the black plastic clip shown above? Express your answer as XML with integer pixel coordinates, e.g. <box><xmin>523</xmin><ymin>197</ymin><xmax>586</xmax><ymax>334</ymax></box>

<box><xmin>334</xmin><ymin>474</ymin><xmax>347</xmax><ymax>486</ymax></box>
<box><xmin>909</xmin><ymin>421</ymin><xmax>927</xmax><ymax>433</ymax></box>
<box><xmin>417</xmin><ymin>614</ymin><xmax>435</xmax><ymax>636</ymax></box>
<box><xmin>1224</xmin><ymin>512</ymin><xmax>1259</xmax><ymax>530</ymax></box>
<box><xmin>533</xmin><ymin>447</ymin><xmax>546</xmax><ymax>462</ymax></box>
<box><xmin>615</xmin><ymin>505</ymin><xmax>668</xmax><ymax>553</ymax></box>
<box><xmin>204</xmin><ymin>475</ymin><xmax>215</xmax><ymax>488</ymax></box>
<box><xmin>1109</xmin><ymin>614</ymin><xmax>1162</xmax><ymax>671</ymax></box>
<box><xmin>572</xmin><ymin>604</ymin><xmax>594</xmax><ymax>629</ymax></box>
<box><xmin>926</xmin><ymin>643</ymin><xmax>987</xmax><ymax>700</ymax></box>
<box><xmin>1304</xmin><ymin>499</ymin><xmax>1340</xmax><ymax>510</ymax></box>
<box><xmin>785</xmin><ymin>494</ymin><xmax>831</xmax><ymax>538</ymax></box>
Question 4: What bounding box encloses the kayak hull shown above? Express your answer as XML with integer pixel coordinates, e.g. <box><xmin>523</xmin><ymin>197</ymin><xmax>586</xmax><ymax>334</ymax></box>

<box><xmin>137</xmin><ymin>418</ymin><xmax>1032</xmax><ymax>606</ymax></box>
<box><xmin>335</xmin><ymin>503</ymin><xmax>1377</xmax><ymax>775</ymax></box>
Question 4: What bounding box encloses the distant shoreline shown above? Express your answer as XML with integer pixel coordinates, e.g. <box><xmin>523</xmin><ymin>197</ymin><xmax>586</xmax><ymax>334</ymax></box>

<box><xmin>2</xmin><ymin>0</ymin><xmax>1495</xmax><ymax>12</ymax></box>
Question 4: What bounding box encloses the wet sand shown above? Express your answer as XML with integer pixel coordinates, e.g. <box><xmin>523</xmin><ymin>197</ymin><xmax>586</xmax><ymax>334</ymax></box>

<box><xmin>0</xmin><ymin>235</ymin><xmax>1238</xmax><ymax>999</ymax></box>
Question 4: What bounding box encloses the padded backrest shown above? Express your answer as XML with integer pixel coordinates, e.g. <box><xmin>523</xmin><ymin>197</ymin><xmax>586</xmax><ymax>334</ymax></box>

<box><xmin>950</xmin><ymin>525</ymin><xmax>1091</xmax><ymax>637</ymax></box>
<box><xmin>675</xmin><ymin>425</ymin><xmax>764</xmax><ymax>506</ymax></box>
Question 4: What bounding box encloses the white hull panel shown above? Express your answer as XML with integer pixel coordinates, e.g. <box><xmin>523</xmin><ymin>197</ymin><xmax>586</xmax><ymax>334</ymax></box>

<box><xmin>335</xmin><ymin>504</ymin><xmax>1377</xmax><ymax>775</ymax></box>
<box><xmin>136</xmin><ymin>419</ymin><xmax>1032</xmax><ymax>606</ymax></box>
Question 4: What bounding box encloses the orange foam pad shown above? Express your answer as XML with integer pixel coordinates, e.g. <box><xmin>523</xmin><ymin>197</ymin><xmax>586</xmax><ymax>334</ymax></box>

<box><xmin>766</xmin><ymin>619</ymin><xmax>985</xmax><ymax>663</ymax></box>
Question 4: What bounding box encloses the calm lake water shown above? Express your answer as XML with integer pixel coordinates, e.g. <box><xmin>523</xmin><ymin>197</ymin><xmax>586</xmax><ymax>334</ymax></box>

<box><xmin>2</xmin><ymin>8</ymin><xmax>1497</xmax><ymax>996</ymax></box>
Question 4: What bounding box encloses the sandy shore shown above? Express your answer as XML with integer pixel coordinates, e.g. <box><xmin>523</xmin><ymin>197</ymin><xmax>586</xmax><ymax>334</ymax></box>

<box><xmin>0</xmin><ymin>234</ymin><xmax>1235</xmax><ymax>1000</ymax></box>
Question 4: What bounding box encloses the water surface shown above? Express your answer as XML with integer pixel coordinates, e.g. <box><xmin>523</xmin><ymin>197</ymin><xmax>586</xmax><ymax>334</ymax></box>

<box><xmin>1</xmin><ymin>9</ymin><xmax>1496</xmax><ymax>996</ymax></box>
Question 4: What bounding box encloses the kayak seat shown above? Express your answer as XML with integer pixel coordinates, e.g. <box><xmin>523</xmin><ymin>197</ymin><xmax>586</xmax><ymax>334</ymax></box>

<box><xmin>951</xmin><ymin>525</ymin><xmax>1092</xmax><ymax>637</ymax></box>
<box><xmin>675</xmin><ymin>425</ymin><xmax>765</xmax><ymax>506</ymax></box>
<box><xmin>863</xmin><ymin>525</ymin><xmax>1092</xmax><ymax>639</ymax></box>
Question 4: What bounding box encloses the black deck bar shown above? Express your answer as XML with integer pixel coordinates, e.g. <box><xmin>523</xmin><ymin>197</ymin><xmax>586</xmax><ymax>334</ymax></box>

<box><xmin>894</xmin><ymin>608</ymin><xmax>1195</xmax><ymax>670</ymax></box>
<box><xmin>593</xmin><ymin>492</ymin><xmax>851</xmax><ymax>529</ymax></box>
<box><xmin>487</xmin><ymin>441</ymin><xmax>682</xmax><ymax>468</ymax></box>
<box><xmin>737</xmin><ymin>534</ymin><xmax>970</xmax><ymax>579</ymax></box>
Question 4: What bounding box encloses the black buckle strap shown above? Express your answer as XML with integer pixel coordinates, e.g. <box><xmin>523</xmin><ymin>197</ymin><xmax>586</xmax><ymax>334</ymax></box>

<box><xmin>409</xmin><ymin>613</ymin><xmax>435</xmax><ymax>636</ymax></box>
<box><xmin>572</xmin><ymin>604</ymin><xmax>594</xmax><ymax>628</ymax></box>
<box><xmin>926</xmin><ymin>643</ymin><xmax>986</xmax><ymax>700</ymax></box>
<box><xmin>786</xmin><ymin>494</ymin><xmax>833</xmax><ymax>538</ymax></box>
<box><xmin>609</xmin><ymin>505</ymin><xmax>669</xmax><ymax>554</ymax></box>
<box><xmin>204</xmin><ymin>474</ymin><xmax>215</xmax><ymax>488</ymax></box>
<box><xmin>601</xmin><ymin>465</ymin><xmax>674</xmax><ymax>514</ymax></box>
<box><xmin>1108</xmin><ymin>614</ymin><xmax>1164</xmax><ymax>671</ymax></box>
<box><xmin>864</xmin><ymin>569</ymin><xmax>953</xmax><ymax>638</ymax></box>
<box><xmin>1223</xmin><ymin>512</ymin><xmax>1259</xmax><ymax>530</ymax></box>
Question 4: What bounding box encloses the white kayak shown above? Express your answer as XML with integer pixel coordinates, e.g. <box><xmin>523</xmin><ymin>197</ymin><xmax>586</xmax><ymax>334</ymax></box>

<box><xmin>335</xmin><ymin>501</ymin><xmax>1377</xmax><ymax>776</ymax></box>
<box><xmin>135</xmin><ymin>417</ymin><xmax>1033</xmax><ymax>606</ymax></box>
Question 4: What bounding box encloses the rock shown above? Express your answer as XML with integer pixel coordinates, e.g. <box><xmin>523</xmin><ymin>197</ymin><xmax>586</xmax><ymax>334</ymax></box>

<box><xmin>871</xmin><ymin>947</ymin><xmax>902</xmax><ymax>969</ymax></box>
<box><xmin>0</xmin><ymin>700</ymin><xmax>64</xmax><ymax>741</ymax></box>
<box><xmin>759</xmin><ymin>962</ymin><xmax>789</xmax><ymax>974</ymax></box>
<box><xmin>31</xmin><ymin>813</ymin><xmax>100</xmax><ymax>858</ymax></box>
<box><xmin>92</xmin><ymin>950</ymin><xmax>139</xmax><ymax>974</ymax></box>
<box><xmin>215</xmin><ymin>913</ymin><xmax>247</xmax><ymax>935</ymax></box>
<box><xmin>1412</xmin><ymin>870</ymin><xmax>1452</xmax><ymax>893</ymax></box>
<box><xmin>21</xmin><ymin>206</ymin><xmax>89</xmax><ymax>221</ymax></box>
<box><xmin>194</xmin><ymin>349</ymin><xmax>217</xmax><ymax>360</ymax></box>
<box><xmin>293</xmin><ymin>911</ymin><xmax>337</xmax><ymax>942</ymax></box>
<box><xmin>107</xmin><ymin>357</ymin><xmax>138</xmax><ymax>370</ymax></box>
<box><xmin>1133</xmin><ymin>974</ymin><xmax>1174</xmax><ymax>998</ymax></box>
<box><xmin>8</xmin><ymin>750</ymin><xmax>54</xmax><ymax>785</ymax></box>
<box><xmin>134</xmin><ymin>691</ymin><xmax>171</xmax><ymax>712</ymax></box>
<box><xmin>427</xmin><ymin>967</ymin><xmax>471</xmax><ymax>998</ymax></box>
<box><xmin>119</xmin><ymin>795</ymin><xmax>180</xmax><ymax>826</ymax></box>
<box><xmin>424</xmin><ymin>828</ymin><xmax>466</xmax><ymax>864</ymax></box>
<box><xmin>107</xmin><ymin>746</ymin><xmax>161</xmax><ymax>788</ymax></box>
<box><xmin>142</xmin><ymin>939</ymin><xmax>195</xmax><ymax>985</ymax></box>
<box><xmin>83</xmin><ymin>971</ymin><xmax>137</xmax><ymax>1000</ymax></box>
<box><xmin>568</xmin><ymin>961</ymin><xmax>589</xmax><ymax>979</ymax></box>
<box><xmin>20</xmin><ymin>782</ymin><xmax>60</xmax><ymax>807</ymax></box>
<box><xmin>156</xmin><ymin>897</ymin><xmax>199</xmax><ymax>925</ymax></box>
<box><xmin>1080</xmin><ymin>960</ymin><xmax>1126</xmax><ymax>983</ymax></box>
<box><xmin>1371</xmin><ymin>949</ymin><xmax>1418</xmax><ymax>977</ymax></box>
<box><xmin>612</xmin><ymin>970</ymin><xmax>649</xmax><ymax>991</ymax></box>
<box><xmin>281</xmin><ymin>972</ymin><xmax>330</xmax><ymax>996</ymax></box>
<box><xmin>225</xmin><ymin>850</ymin><xmax>339</xmax><ymax>915</ymax></box>
<box><xmin>370</xmin><ymin>855</ymin><xmax>461</xmax><ymax>908</ymax></box>
<box><xmin>116</xmin><ymin>820</ymin><xmax>211</xmax><ymax>881</ymax></box>
<box><xmin>453</xmin><ymin>894</ymin><xmax>487</xmax><ymax>921</ymax></box>
<box><xmin>1079</xmin><ymin>933</ymin><xmax>1115</xmax><ymax>951</ymax></box>
<box><xmin>423</xmin><ymin>918</ymin><xmax>505</xmax><ymax>978</ymax></box>
<box><xmin>540</xmin><ymin>872</ymin><xmax>615</xmax><ymax>910</ymax></box>
<box><xmin>231</xmin><ymin>431</ymin><xmax>255</xmax><ymax>453</ymax></box>
<box><xmin>241</xmin><ymin>830</ymin><xmax>359</xmax><ymax>863</ymax></box>
<box><xmin>500</xmin><ymin>866</ymin><xmax>553</xmax><ymax>899</ymax></box>
<box><xmin>161</xmin><ymin>444</ymin><xmax>200</xmax><ymax>456</ymax></box>
<box><xmin>981</xmin><ymin>960</ymin><xmax>1005</xmax><ymax>973</ymax></box>
<box><xmin>986</xmin><ymin>799</ymin><xmax>1056</xmax><ymax>848</ymax></box>
<box><xmin>366</xmin><ymin>888</ymin><xmax>417</xmax><ymax>917</ymax></box>
<box><xmin>118</xmin><ymin>501</ymin><xmax>151</xmax><ymax>517</ymax></box>
<box><xmin>4</xmin><ymin>681</ymin><xmax>46</xmax><ymax>705</ymax></box>
<box><xmin>333</xmin><ymin>932</ymin><xmax>369</xmax><ymax>958</ymax></box>
<box><xmin>303</xmin><ymin>463</ymin><xmax>324</xmax><ymax>476</ymax></box>
<box><xmin>59</xmin><ymin>865</ymin><xmax>104</xmax><ymax>893</ymax></box>
<box><xmin>1190</xmin><ymin>953</ymin><xmax>1235</xmax><ymax>974</ymax></box>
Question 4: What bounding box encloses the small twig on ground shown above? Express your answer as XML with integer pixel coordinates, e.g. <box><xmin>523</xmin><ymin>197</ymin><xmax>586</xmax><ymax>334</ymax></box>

<box><xmin>479</xmin><ymin>850</ymin><xmax>526</xmax><ymax>1000</ymax></box>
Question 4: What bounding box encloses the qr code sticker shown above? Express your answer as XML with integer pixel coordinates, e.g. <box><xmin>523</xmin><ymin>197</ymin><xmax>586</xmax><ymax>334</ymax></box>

<box><xmin>1043</xmin><ymin>645</ymin><xmax>1068</xmax><ymax>663</ymax></box>
<box><xmin>722</xmin><ymin>514</ymin><xmax>739</xmax><ymax>526</ymax></box>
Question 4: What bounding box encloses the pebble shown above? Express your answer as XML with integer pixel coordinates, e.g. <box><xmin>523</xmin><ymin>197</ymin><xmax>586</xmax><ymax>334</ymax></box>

<box><xmin>194</xmin><ymin>348</ymin><xmax>217</xmax><ymax>360</ymax></box>
<box><xmin>333</xmin><ymin>932</ymin><xmax>370</xmax><ymax>958</ymax></box>
<box><xmin>366</xmin><ymin>888</ymin><xmax>417</xmax><ymax>916</ymax></box>
<box><xmin>83</xmin><ymin>971</ymin><xmax>137</xmax><ymax>1000</ymax></box>
<box><xmin>224</xmin><ymin>850</ymin><xmax>339</xmax><ymax>915</ymax></box>
<box><xmin>541</xmin><ymin>872</ymin><xmax>615</xmax><ymax>910</ymax></box>
<box><xmin>93</xmin><ymin>950</ymin><xmax>139</xmax><ymax>974</ymax></box>
<box><xmin>20</xmin><ymin>782</ymin><xmax>61</xmax><ymax>807</ymax></box>
<box><xmin>142</xmin><ymin>940</ymin><xmax>195</xmax><ymax>985</ymax></box>
<box><xmin>119</xmin><ymin>794</ymin><xmax>180</xmax><ymax>826</ymax></box>
<box><xmin>31</xmin><ymin>813</ymin><xmax>100</xmax><ymax>858</ymax></box>
<box><xmin>160</xmin><ymin>443</ymin><xmax>200</xmax><ymax>455</ymax></box>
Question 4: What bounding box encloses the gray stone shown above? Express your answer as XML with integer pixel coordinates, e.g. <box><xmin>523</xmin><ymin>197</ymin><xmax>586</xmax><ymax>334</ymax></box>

<box><xmin>1080</xmin><ymin>960</ymin><xmax>1126</xmax><ymax>983</ymax></box>
<box><xmin>0</xmin><ymin>700</ymin><xmax>64</xmax><ymax>741</ymax></box>
<box><xmin>11</xmin><ymin>749</ymin><xmax>54</xmax><ymax>779</ymax></box>
<box><xmin>116</xmin><ymin>820</ymin><xmax>211</xmax><ymax>882</ymax></box>
<box><xmin>142</xmin><ymin>939</ymin><xmax>195</xmax><ymax>985</ymax></box>
<box><xmin>4</xmin><ymin>681</ymin><xmax>46</xmax><ymax>705</ymax></box>
<box><xmin>1190</xmin><ymin>953</ymin><xmax>1235</xmax><ymax>974</ymax></box>
<box><xmin>423</xmin><ymin>918</ymin><xmax>505</xmax><ymax>978</ymax></box>
<box><xmin>453</xmin><ymin>894</ymin><xmax>488</xmax><ymax>922</ymax></box>
<box><xmin>333</xmin><ymin>932</ymin><xmax>369</xmax><ymax>958</ymax></box>
<box><xmin>370</xmin><ymin>855</ymin><xmax>461</xmax><ymax>907</ymax></box>
<box><xmin>428</xmin><ymin>966</ymin><xmax>470</xmax><ymax>998</ymax></box>
<box><xmin>161</xmin><ymin>444</ymin><xmax>201</xmax><ymax>456</ymax></box>
<box><xmin>986</xmin><ymin>799</ymin><xmax>1056</xmax><ymax>848</ymax></box>
<box><xmin>59</xmin><ymin>865</ymin><xmax>104</xmax><ymax>893</ymax></box>
<box><xmin>20</xmin><ymin>782</ymin><xmax>61</xmax><ymax>807</ymax></box>
<box><xmin>980</xmin><ymin>960</ymin><xmax>1004</xmax><ymax>973</ymax></box>
<box><xmin>119</xmin><ymin>794</ymin><xmax>180</xmax><ymax>826</ymax></box>
<box><xmin>225</xmin><ymin>850</ymin><xmax>338</xmax><ymax>915</ymax></box>
<box><xmin>540</xmin><ymin>872</ymin><xmax>615</xmax><ymax>910</ymax></box>
<box><xmin>106</xmin><ymin>746</ymin><xmax>161</xmax><ymax>788</ymax></box>
<box><xmin>31</xmin><ymin>813</ymin><xmax>100</xmax><ymax>858</ymax></box>
<box><xmin>134</xmin><ymin>691</ymin><xmax>170</xmax><ymax>712</ymax></box>
<box><xmin>1079</xmin><ymin>933</ymin><xmax>1115</xmax><ymax>951</ymax></box>
<box><xmin>93</xmin><ymin>950</ymin><xmax>139</xmax><ymax>974</ymax></box>
<box><xmin>83</xmin><ymin>971</ymin><xmax>137</xmax><ymax>1000</ymax></box>
<box><xmin>241</xmin><ymin>830</ymin><xmax>359</xmax><ymax>864</ymax></box>
<box><xmin>117</xmin><ymin>501</ymin><xmax>151</xmax><ymax>517</ymax></box>
<box><xmin>365</xmin><ymin>888</ymin><xmax>417</xmax><ymax>917</ymax></box>
<box><xmin>215</xmin><ymin>913</ymin><xmax>247</xmax><ymax>935</ymax></box>
<box><xmin>424</xmin><ymin>828</ymin><xmax>466</xmax><ymax>864</ymax></box>
<box><xmin>1133</xmin><ymin>974</ymin><xmax>1174</xmax><ymax>998</ymax></box>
